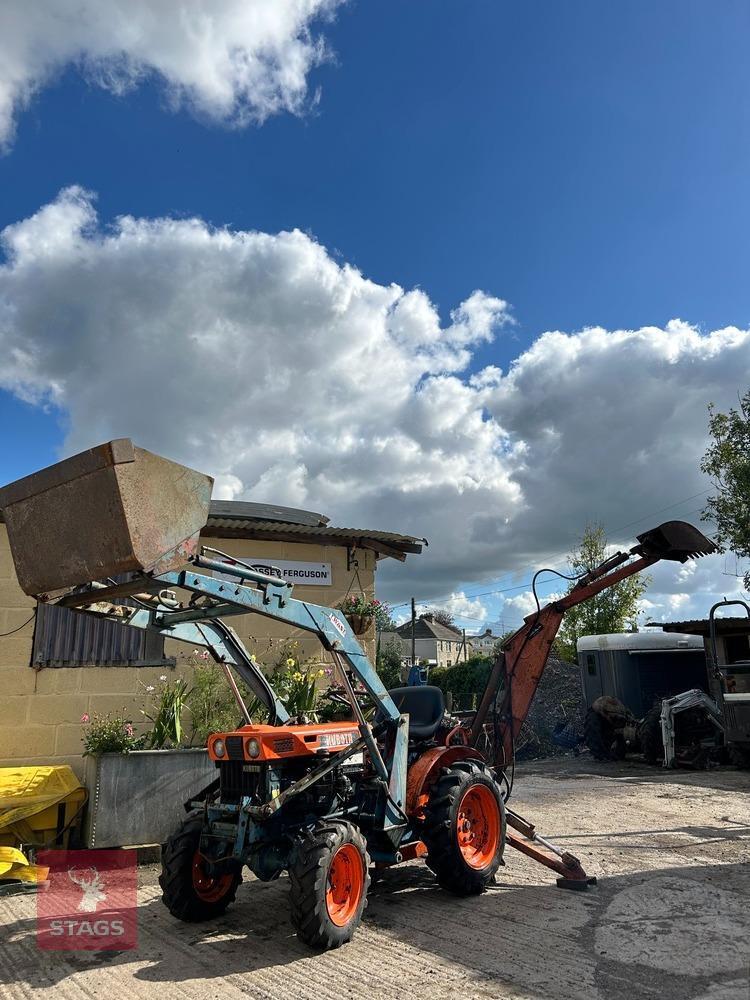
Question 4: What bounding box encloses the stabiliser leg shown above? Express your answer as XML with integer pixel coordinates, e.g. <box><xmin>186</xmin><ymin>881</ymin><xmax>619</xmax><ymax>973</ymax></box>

<box><xmin>505</xmin><ymin>809</ymin><xmax>597</xmax><ymax>891</ymax></box>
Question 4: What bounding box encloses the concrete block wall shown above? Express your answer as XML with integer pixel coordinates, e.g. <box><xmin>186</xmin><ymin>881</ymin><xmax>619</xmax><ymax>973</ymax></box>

<box><xmin>0</xmin><ymin>526</ymin><xmax>378</xmax><ymax>781</ymax></box>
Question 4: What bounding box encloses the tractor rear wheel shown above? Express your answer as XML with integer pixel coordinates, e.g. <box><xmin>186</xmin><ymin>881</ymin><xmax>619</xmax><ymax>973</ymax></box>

<box><xmin>639</xmin><ymin>703</ymin><xmax>665</xmax><ymax>765</ymax></box>
<box><xmin>422</xmin><ymin>760</ymin><xmax>505</xmax><ymax>896</ymax></box>
<box><xmin>289</xmin><ymin>820</ymin><xmax>370</xmax><ymax>949</ymax></box>
<box><xmin>584</xmin><ymin>707</ymin><xmax>625</xmax><ymax>761</ymax></box>
<box><xmin>160</xmin><ymin>813</ymin><xmax>241</xmax><ymax>922</ymax></box>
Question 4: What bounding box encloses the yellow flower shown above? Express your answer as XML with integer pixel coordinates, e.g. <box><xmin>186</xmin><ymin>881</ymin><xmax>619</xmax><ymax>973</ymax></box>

<box><xmin>286</xmin><ymin>658</ymin><xmax>295</xmax><ymax>667</ymax></box>
<box><xmin>317</xmin><ymin>669</ymin><xmax>325</xmax><ymax>677</ymax></box>
<box><xmin>293</xmin><ymin>672</ymin><xmax>303</xmax><ymax>682</ymax></box>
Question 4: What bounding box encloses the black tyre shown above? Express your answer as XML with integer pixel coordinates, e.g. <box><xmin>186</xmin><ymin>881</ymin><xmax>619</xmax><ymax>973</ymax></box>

<box><xmin>639</xmin><ymin>703</ymin><xmax>664</xmax><ymax>765</ymax></box>
<box><xmin>584</xmin><ymin>707</ymin><xmax>625</xmax><ymax>761</ymax></box>
<box><xmin>728</xmin><ymin>743</ymin><xmax>750</xmax><ymax>769</ymax></box>
<box><xmin>289</xmin><ymin>820</ymin><xmax>370</xmax><ymax>949</ymax></box>
<box><xmin>160</xmin><ymin>813</ymin><xmax>241</xmax><ymax>922</ymax></box>
<box><xmin>422</xmin><ymin>760</ymin><xmax>505</xmax><ymax>896</ymax></box>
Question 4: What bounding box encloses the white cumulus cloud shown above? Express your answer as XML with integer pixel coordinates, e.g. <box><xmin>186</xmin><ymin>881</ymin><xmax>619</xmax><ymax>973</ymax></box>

<box><xmin>0</xmin><ymin>187</ymin><xmax>746</xmax><ymax>616</ymax></box>
<box><xmin>0</xmin><ymin>0</ymin><xmax>343</xmax><ymax>148</ymax></box>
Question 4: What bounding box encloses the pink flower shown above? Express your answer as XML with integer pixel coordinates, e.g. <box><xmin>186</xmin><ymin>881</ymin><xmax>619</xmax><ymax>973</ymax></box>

<box><xmin>125</xmin><ymin>723</ymin><xmax>134</xmax><ymax>737</ymax></box>
<box><xmin>200</xmin><ymin>650</ymin><xmax>209</xmax><ymax>660</ymax></box>
<box><xmin>324</xmin><ymin>667</ymin><xmax>333</xmax><ymax>676</ymax></box>
<box><xmin>80</xmin><ymin>713</ymin><xmax>90</xmax><ymax>724</ymax></box>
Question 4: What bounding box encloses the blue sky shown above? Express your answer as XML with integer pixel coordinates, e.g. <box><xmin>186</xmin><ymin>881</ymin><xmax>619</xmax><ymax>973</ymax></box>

<box><xmin>0</xmin><ymin>1</ymin><xmax>748</xmax><ymax>627</ymax></box>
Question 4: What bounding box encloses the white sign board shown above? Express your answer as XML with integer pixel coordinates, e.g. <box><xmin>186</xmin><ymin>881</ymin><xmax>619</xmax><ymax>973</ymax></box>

<box><xmin>215</xmin><ymin>558</ymin><xmax>332</xmax><ymax>586</ymax></box>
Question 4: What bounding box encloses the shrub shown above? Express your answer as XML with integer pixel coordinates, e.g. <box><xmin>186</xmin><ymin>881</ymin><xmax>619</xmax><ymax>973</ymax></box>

<box><xmin>431</xmin><ymin>656</ymin><xmax>493</xmax><ymax>710</ymax></box>
<box><xmin>141</xmin><ymin>675</ymin><xmax>191</xmax><ymax>749</ymax></box>
<box><xmin>81</xmin><ymin>713</ymin><xmax>145</xmax><ymax>756</ymax></box>
<box><xmin>376</xmin><ymin>639</ymin><xmax>403</xmax><ymax>690</ymax></box>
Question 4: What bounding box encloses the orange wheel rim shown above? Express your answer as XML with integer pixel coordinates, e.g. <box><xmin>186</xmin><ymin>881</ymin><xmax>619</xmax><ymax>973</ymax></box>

<box><xmin>326</xmin><ymin>843</ymin><xmax>364</xmax><ymax>927</ymax></box>
<box><xmin>457</xmin><ymin>784</ymin><xmax>501</xmax><ymax>869</ymax></box>
<box><xmin>191</xmin><ymin>850</ymin><xmax>234</xmax><ymax>903</ymax></box>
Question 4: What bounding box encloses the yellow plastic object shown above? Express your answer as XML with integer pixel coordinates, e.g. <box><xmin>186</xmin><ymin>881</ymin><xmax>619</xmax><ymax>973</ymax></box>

<box><xmin>0</xmin><ymin>846</ymin><xmax>48</xmax><ymax>884</ymax></box>
<box><xmin>0</xmin><ymin>766</ymin><xmax>87</xmax><ymax>849</ymax></box>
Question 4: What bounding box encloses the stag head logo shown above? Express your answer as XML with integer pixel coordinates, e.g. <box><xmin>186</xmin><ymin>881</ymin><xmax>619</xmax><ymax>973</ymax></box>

<box><xmin>67</xmin><ymin>866</ymin><xmax>107</xmax><ymax>912</ymax></box>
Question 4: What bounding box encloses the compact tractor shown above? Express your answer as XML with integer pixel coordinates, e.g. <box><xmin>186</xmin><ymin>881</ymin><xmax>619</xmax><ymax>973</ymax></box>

<box><xmin>0</xmin><ymin>440</ymin><xmax>717</xmax><ymax>948</ymax></box>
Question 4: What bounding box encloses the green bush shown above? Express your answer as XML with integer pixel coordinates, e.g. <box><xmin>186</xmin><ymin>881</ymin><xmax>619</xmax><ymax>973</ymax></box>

<box><xmin>81</xmin><ymin>713</ymin><xmax>146</xmax><ymax>755</ymax></box>
<box><xmin>376</xmin><ymin>639</ymin><xmax>403</xmax><ymax>690</ymax></box>
<box><xmin>186</xmin><ymin>662</ymin><xmax>252</xmax><ymax>746</ymax></box>
<box><xmin>431</xmin><ymin>656</ymin><xmax>493</xmax><ymax>710</ymax></box>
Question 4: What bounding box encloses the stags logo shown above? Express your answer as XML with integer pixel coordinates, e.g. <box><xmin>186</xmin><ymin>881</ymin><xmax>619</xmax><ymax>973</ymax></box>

<box><xmin>68</xmin><ymin>866</ymin><xmax>106</xmax><ymax>912</ymax></box>
<box><xmin>37</xmin><ymin>850</ymin><xmax>137</xmax><ymax>951</ymax></box>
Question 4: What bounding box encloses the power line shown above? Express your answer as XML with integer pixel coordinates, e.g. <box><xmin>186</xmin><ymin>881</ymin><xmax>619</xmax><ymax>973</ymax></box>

<box><xmin>388</xmin><ymin>486</ymin><xmax>717</xmax><ymax>615</ymax></box>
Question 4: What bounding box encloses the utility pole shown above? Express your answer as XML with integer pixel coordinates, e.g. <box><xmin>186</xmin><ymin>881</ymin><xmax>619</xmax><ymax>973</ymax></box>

<box><xmin>411</xmin><ymin>597</ymin><xmax>416</xmax><ymax>668</ymax></box>
<box><xmin>463</xmin><ymin>627</ymin><xmax>467</xmax><ymax>662</ymax></box>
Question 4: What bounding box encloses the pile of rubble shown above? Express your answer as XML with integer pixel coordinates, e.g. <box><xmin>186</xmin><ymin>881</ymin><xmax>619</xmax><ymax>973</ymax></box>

<box><xmin>516</xmin><ymin>656</ymin><xmax>585</xmax><ymax>760</ymax></box>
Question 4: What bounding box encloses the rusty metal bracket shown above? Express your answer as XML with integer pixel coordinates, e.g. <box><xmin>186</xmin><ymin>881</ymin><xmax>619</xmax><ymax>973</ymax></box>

<box><xmin>505</xmin><ymin>809</ymin><xmax>597</xmax><ymax>890</ymax></box>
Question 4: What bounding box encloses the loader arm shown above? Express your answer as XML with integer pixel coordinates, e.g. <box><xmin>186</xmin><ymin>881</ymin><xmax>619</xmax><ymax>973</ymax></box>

<box><xmin>469</xmin><ymin>520</ymin><xmax>717</xmax><ymax>763</ymax></box>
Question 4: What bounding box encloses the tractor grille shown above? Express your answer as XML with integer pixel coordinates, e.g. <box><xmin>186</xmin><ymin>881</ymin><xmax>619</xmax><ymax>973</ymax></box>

<box><xmin>273</xmin><ymin>737</ymin><xmax>294</xmax><ymax>754</ymax></box>
<box><xmin>219</xmin><ymin>761</ymin><xmax>262</xmax><ymax>803</ymax></box>
<box><xmin>225</xmin><ymin>735</ymin><xmax>244</xmax><ymax>760</ymax></box>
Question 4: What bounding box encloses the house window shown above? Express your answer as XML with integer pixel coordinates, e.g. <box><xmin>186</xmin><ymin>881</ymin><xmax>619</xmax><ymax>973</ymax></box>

<box><xmin>32</xmin><ymin>601</ymin><xmax>173</xmax><ymax>668</ymax></box>
<box><xmin>447</xmin><ymin>659</ymin><xmax>452</xmax><ymax>667</ymax></box>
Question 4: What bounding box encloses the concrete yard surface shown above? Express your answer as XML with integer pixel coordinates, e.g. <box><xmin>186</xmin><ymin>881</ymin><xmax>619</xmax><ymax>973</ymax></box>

<box><xmin>0</xmin><ymin>758</ymin><xmax>748</xmax><ymax>1000</ymax></box>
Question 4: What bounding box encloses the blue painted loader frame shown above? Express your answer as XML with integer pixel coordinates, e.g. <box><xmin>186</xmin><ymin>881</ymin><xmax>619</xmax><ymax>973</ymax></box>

<box><xmin>63</xmin><ymin>553</ymin><xmax>410</xmax><ymax>840</ymax></box>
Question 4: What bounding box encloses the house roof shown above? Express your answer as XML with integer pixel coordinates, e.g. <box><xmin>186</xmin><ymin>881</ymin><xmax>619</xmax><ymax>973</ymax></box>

<box><xmin>204</xmin><ymin>500</ymin><xmax>425</xmax><ymax>562</ymax></box>
<box><xmin>378</xmin><ymin>631</ymin><xmax>404</xmax><ymax>646</ymax></box>
<box><xmin>651</xmin><ymin>618</ymin><xmax>750</xmax><ymax>637</ymax></box>
<box><xmin>394</xmin><ymin>615</ymin><xmax>463</xmax><ymax>641</ymax></box>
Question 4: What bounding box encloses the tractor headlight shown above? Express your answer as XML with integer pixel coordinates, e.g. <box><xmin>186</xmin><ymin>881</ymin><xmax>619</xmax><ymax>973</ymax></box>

<box><xmin>246</xmin><ymin>738</ymin><xmax>260</xmax><ymax>759</ymax></box>
<box><xmin>213</xmin><ymin>738</ymin><xmax>226</xmax><ymax>758</ymax></box>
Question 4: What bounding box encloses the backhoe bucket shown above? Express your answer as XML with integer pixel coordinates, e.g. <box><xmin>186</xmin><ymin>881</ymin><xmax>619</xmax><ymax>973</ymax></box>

<box><xmin>635</xmin><ymin>520</ymin><xmax>717</xmax><ymax>562</ymax></box>
<box><xmin>0</xmin><ymin>439</ymin><xmax>213</xmax><ymax>597</ymax></box>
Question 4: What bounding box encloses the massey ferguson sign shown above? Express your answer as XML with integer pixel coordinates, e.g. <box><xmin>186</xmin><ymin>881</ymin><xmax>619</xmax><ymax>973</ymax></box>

<box><xmin>37</xmin><ymin>850</ymin><xmax>137</xmax><ymax>950</ymax></box>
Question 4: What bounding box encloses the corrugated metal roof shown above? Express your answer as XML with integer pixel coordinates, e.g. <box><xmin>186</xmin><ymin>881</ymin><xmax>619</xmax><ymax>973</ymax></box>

<box><xmin>651</xmin><ymin>618</ymin><xmax>750</xmax><ymax>636</ymax></box>
<box><xmin>0</xmin><ymin>495</ymin><xmax>423</xmax><ymax>559</ymax></box>
<box><xmin>208</xmin><ymin>500</ymin><xmax>328</xmax><ymax>527</ymax></box>
<box><xmin>203</xmin><ymin>516</ymin><xmax>425</xmax><ymax>558</ymax></box>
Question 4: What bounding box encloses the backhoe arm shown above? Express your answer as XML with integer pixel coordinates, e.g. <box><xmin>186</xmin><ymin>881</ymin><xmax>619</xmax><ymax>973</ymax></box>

<box><xmin>468</xmin><ymin>520</ymin><xmax>717</xmax><ymax>763</ymax></box>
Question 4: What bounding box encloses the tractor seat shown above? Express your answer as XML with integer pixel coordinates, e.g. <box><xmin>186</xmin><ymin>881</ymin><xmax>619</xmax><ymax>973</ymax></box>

<box><xmin>387</xmin><ymin>686</ymin><xmax>445</xmax><ymax>741</ymax></box>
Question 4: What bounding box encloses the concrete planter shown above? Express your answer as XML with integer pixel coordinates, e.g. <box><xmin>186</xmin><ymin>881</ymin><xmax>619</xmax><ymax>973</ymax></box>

<box><xmin>83</xmin><ymin>748</ymin><xmax>215</xmax><ymax>848</ymax></box>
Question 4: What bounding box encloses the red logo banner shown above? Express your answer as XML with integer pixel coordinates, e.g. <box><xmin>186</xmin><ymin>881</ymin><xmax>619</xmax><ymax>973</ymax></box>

<box><xmin>36</xmin><ymin>849</ymin><xmax>137</xmax><ymax>951</ymax></box>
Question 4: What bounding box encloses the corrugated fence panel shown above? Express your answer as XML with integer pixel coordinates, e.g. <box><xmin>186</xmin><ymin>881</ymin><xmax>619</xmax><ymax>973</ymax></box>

<box><xmin>33</xmin><ymin>602</ymin><xmax>169</xmax><ymax>667</ymax></box>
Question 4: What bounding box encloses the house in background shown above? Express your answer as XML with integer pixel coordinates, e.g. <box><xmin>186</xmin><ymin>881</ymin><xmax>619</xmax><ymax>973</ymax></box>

<box><xmin>0</xmin><ymin>499</ymin><xmax>423</xmax><ymax>779</ymax></box>
<box><xmin>471</xmin><ymin>628</ymin><xmax>503</xmax><ymax>656</ymax></box>
<box><xmin>393</xmin><ymin>613</ymin><xmax>468</xmax><ymax>669</ymax></box>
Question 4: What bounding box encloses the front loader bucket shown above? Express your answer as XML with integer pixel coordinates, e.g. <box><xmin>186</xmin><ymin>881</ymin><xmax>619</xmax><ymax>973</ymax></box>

<box><xmin>635</xmin><ymin>520</ymin><xmax>717</xmax><ymax>562</ymax></box>
<box><xmin>0</xmin><ymin>439</ymin><xmax>213</xmax><ymax>597</ymax></box>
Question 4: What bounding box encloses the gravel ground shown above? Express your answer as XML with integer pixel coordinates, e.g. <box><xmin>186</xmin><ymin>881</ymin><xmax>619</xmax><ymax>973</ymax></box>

<box><xmin>0</xmin><ymin>757</ymin><xmax>748</xmax><ymax>1000</ymax></box>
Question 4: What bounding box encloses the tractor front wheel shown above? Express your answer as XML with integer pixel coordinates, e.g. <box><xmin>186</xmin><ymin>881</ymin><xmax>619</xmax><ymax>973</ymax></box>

<box><xmin>289</xmin><ymin>820</ymin><xmax>370</xmax><ymax>949</ymax></box>
<box><xmin>422</xmin><ymin>760</ymin><xmax>505</xmax><ymax>896</ymax></box>
<box><xmin>160</xmin><ymin>813</ymin><xmax>241</xmax><ymax>922</ymax></box>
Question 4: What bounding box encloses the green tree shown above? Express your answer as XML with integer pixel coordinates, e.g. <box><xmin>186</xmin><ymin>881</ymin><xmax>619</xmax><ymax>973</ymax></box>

<box><xmin>373</xmin><ymin>601</ymin><xmax>398</xmax><ymax>632</ymax></box>
<box><xmin>428</xmin><ymin>608</ymin><xmax>456</xmax><ymax>628</ymax></box>
<box><xmin>555</xmin><ymin>522</ymin><xmax>650</xmax><ymax>662</ymax></box>
<box><xmin>376</xmin><ymin>639</ymin><xmax>403</xmax><ymax>689</ymax></box>
<box><xmin>701</xmin><ymin>393</ymin><xmax>750</xmax><ymax>590</ymax></box>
